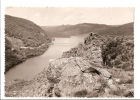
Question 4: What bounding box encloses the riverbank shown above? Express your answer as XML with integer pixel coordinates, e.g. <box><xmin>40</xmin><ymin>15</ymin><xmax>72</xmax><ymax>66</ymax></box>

<box><xmin>5</xmin><ymin>42</ymin><xmax>51</xmax><ymax>73</ymax></box>
<box><xmin>5</xmin><ymin>36</ymin><xmax>85</xmax><ymax>84</ymax></box>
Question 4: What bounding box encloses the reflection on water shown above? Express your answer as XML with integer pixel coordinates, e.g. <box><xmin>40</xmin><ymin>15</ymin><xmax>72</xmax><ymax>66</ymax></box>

<box><xmin>5</xmin><ymin>36</ymin><xmax>85</xmax><ymax>85</ymax></box>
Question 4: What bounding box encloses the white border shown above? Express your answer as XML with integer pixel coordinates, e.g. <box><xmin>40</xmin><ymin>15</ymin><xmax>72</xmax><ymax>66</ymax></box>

<box><xmin>1</xmin><ymin>0</ymin><xmax>140</xmax><ymax>99</ymax></box>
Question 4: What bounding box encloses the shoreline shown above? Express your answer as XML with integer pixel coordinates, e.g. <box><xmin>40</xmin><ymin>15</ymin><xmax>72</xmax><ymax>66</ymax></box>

<box><xmin>5</xmin><ymin>42</ymin><xmax>52</xmax><ymax>74</ymax></box>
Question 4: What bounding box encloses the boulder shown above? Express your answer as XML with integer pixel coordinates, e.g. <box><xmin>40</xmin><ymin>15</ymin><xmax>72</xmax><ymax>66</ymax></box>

<box><xmin>47</xmin><ymin>57</ymin><xmax>113</xmax><ymax>97</ymax></box>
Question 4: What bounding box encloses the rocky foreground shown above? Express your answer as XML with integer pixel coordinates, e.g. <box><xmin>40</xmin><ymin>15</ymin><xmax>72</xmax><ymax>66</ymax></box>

<box><xmin>5</xmin><ymin>33</ymin><xmax>134</xmax><ymax>97</ymax></box>
<box><xmin>5</xmin><ymin>57</ymin><xmax>132</xmax><ymax>97</ymax></box>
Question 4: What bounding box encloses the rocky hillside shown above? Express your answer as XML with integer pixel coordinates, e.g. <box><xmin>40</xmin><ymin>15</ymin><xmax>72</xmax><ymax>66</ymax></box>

<box><xmin>5</xmin><ymin>15</ymin><xmax>51</xmax><ymax>72</ymax></box>
<box><xmin>62</xmin><ymin>33</ymin><xmax>134</xmax><ymax>70</ymax></box>
<box><xmin>5</xmin><ymin>22</ymin><xmax>134</xmax><ymax>97</ymax></box>
<box><xmin>5</xmin><ymin>57</ymin><xmax>133</xmax><ymax>97</ymax></box>
<box><xmin>41</xmin><ymin>23</ymin><xmax>110</xmax><ymax>37</ymax></box>
<box><xmin>62</xmin><ymin>33</ymin><xmax>134</xmax><ymax>97</ymax></box>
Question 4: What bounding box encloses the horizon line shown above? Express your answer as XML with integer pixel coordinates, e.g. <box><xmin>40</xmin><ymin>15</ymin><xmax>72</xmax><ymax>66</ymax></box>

<box><xmin>5</xmin><ymin>14</ymin><xmax>134</xmax><ymax>27</ymax></box>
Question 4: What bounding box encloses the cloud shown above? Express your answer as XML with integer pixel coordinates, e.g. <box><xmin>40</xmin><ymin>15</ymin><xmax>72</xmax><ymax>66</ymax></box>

<box><xmin>5</xmin><ymin>7</ymin><xmax>134</xmax><ymax>26</ymax></box>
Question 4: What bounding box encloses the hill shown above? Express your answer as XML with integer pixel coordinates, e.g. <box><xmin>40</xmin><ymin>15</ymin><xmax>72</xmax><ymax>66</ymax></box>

<box><xmin>98</xmin><ymin>22</ymin><xmax>134</xmax><ymax>36</ymax></box>
<box><xmin>42</xmin><ymin>22</ymin><xmax>134</xmax><ymax>37</ymax></box>
<box><xmin>41</xmin><ymin>23</ymin><xmax>110</xmax><ymax>37</ymax></box>
<box><xmin>5</xmin><ymin>15</ymin><xmax>51</xmax><ymax>72</ymax></box>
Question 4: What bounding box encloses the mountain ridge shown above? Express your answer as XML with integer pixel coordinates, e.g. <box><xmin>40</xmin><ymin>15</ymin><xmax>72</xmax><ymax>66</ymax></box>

<box><xmin>41</xmin><ymin>23</ymin><xmax>110</xmax><ymax>37</ymax></box>
<box><xmin>41</xmin><ymin>22</ymin><xmax>133</xmax><ymax>37</ymax></box>
<box><xmin>98</xmin><ymin>22</ymin><xmax>134</xmax><ymax>36</ymax></box>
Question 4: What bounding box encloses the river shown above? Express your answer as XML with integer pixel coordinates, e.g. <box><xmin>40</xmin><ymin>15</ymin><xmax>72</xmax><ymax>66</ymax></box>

<box><xmin>5</xmin><ymin>36</ymin><xmax>86</xmax><ymax>85</ymax></box>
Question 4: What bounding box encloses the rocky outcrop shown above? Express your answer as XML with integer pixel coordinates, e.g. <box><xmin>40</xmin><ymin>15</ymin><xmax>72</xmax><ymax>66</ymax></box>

<box><xmin>47</xmin><ymin>57</ymin><xmax>114</xmax><ymax>97</ymax></box>
<box><xmin>62</xmin><ymin>33</ymin><xmax>106</xmax><ymax>67</ymax></box>
<box><xmin>61</xmin><ymin>33</ymin><xmax>134</xmax><ymax>97</ymax></box>
<box><xmin>5</xmin><ymin>57</ymin><xmax>122</xmax><ymax>97</ymax></box>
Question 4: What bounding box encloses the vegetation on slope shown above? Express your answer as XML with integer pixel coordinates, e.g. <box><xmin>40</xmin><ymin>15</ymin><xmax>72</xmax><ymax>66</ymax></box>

<box><xmin>101</xmin><ymin>36</ymin><xmax>134</xmax><ymax>70</ymax></box>
<box><xmin>98</xmin><ymin>22</ymin><xmax>134</xmax><ymax>36</ymax></box>
<box><xmin>41</xmin><ymin>23</ymin><xmax>110</xmax><ymax>37</ymax></box>
<box><xmin>5</xmin><ymin>15</ymin><xmax>51</xmax><ymax>72</ymax></box>
<box><xmin>42</xmin><ymin>22</ymin><xmax>133</xmax><ymax>37</ymax></box>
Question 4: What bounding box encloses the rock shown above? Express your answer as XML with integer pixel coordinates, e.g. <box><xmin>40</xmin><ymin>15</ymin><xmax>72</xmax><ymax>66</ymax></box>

<box><xmin>47</xmin><ymin>57</ymin><xmax>113</xmax><ymax>97</ymax></box>
<box><xmin>123</xmin><ymin>89</ymin><xmax>134</xmax><ymax>97</ymax></box>
<box><xmin>115</xmin><ymin>78</ymin><xmax>121</xmax><ymax>83</ymax></box>
<box><xmin>49</xmin><ymin>59</ymin><xmax>55</xmax><ymax>63</ymax></box>
<box><xmin>5</xmin><ymin>57</ymin><xmax>117</xmax><ymax>97</ymax></box>
<box><xmin>62</xmin><ymin>37</ymin><xmax>103</xmax><ymax>67</ymax></box>
<box><xmin>5</xmin><ymin>69</ymin><xmax>53</xmax><ymax>97</ymax></box>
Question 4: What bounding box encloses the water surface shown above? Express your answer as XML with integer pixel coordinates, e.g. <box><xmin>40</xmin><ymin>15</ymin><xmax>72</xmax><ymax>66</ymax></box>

<box><xmin>5</xmin><ymin>36</ymin><xmax>85</xmax><ymax>85</ymax></box>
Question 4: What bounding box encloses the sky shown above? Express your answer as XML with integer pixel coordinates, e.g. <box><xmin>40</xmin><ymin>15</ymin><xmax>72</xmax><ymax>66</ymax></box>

<box><xmin>5</xmin><ymin>7</ymin><xmax>134</xmax><ymax>26</ymax></box>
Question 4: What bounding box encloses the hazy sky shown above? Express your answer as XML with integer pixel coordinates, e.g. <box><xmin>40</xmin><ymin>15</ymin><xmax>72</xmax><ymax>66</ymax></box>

<box><xmin>5</xmin><ymin>7</ymin><xmax>134</xmax><ymax>26</ymax></box>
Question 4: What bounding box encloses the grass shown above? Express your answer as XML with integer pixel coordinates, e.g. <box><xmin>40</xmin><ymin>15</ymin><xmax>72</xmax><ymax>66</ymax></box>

<box><xmin>107</xmin><ymin>68</ymin><xmax>134</xmax><ymax>97</ymax></box>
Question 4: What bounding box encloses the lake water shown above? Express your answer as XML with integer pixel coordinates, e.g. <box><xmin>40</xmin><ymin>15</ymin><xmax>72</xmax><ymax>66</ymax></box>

<box><xmin>5</xmin><ymin>36</ymin><xmax>86</xmax><ymax>85</ymax></box>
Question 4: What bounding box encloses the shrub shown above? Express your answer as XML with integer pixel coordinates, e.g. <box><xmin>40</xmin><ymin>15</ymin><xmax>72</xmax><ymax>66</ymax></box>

<box><xmin>101</xmin><ymin>36</ymin><xmax>134</xmax><ymax>70</ymax></box>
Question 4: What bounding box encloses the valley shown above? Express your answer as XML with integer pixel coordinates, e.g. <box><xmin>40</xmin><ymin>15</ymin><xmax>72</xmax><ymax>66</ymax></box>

<box><xmin>5</xmin><ymin>15</ymin><xmax>134</xmax><ymax>98</ymax></box>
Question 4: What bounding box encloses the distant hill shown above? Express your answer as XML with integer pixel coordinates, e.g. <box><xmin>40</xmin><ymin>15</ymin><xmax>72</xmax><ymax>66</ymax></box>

<box><xmin>5</xmin><ymin>15</ymin><xmax>51</xmax><ymax>72</ymax></box>
<box><xmin>5</xmin><ymin>15</ymin><xmax>51</xmax><ymax>47</ymax></box>
<box><xmin>42</xmin><ymin>22</ymin><xmax>134</xmax><ymax>37</ymax></box>
<box><xmin>98</xmin><ymin>22</ymin><xmax>134</xmax><ymax>36</ymax></box>
<box><xmin>41</xmin><ymin>23</ymin><xmax>110</xmax><ymax>37</ymax></box>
